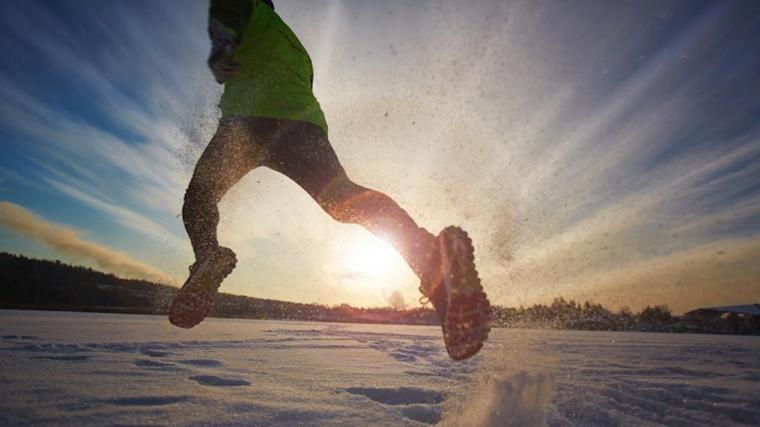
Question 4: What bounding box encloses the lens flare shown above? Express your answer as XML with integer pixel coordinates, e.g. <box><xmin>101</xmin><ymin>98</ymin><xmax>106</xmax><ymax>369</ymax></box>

<box><xmin>334</xmin><ymin>231</ymin><xmax>408</xmax><ymax>284</ymax></box>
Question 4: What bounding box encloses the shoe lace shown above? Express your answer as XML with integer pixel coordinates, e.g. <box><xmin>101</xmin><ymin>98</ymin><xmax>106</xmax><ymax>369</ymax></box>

<box><xmin>418</xmin><ymin>286</ymin><xmax>430</xmax><ymax>305</ymax></box>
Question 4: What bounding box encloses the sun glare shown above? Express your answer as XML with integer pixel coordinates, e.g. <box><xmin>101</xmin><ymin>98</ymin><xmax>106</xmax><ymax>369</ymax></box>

<box><xmin>335</xmin><ymin>231</ymin><xmax>408</xmax><ymax>281</ymax></box>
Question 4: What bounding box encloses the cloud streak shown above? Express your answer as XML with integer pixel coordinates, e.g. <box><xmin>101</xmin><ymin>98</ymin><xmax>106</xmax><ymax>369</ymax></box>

<box><xmin>0</xmin><ymin>1</ymin><xmax>758</xmax><ymax>310</ymax></box>
<box><xmin>0</xmin><ymin>201</ymin><xmax>176</xmax><ymax>285</ymax></box>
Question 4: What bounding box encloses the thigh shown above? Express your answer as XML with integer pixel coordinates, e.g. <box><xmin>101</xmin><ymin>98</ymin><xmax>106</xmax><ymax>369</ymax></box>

<box><xmin>188</xmin><ymin>117</ymin><xmax>263</xmax><ymax>201</ymax></box>
<box><xmin>262</xmin><ymin>120</ymin><xmax>348</xmax><ymax>203</ymax></box>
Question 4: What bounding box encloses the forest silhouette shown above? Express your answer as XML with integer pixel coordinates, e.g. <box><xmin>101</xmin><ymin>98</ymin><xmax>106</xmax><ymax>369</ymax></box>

<box><xmin>1</xmin><ymin>252</ymin><xmax>755</xmax><ymax>335</ymax></box>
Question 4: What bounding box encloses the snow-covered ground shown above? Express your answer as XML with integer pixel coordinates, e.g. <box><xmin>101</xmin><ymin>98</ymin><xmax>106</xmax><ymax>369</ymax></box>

<box><xmin>0</xmin><ymin>310</ymin><xmax>758</xmax><ymax>426</ymax></box>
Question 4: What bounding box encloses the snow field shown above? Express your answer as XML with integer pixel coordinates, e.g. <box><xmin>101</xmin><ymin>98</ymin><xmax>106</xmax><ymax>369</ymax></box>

<box><xmin>0</xmin><ymin>310</ymin><xmax>758</xmax><ymax>426</ymax></box>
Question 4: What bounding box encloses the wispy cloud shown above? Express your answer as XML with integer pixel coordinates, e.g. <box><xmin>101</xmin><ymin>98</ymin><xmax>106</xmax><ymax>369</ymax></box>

<box><xmin>0</xmin><ymin>1</ymin><xmax>213</xmax><ymax>248</ymax></box>
<box><xmin>0</xmin><ymin>202</ymin><xmax>176</xmax><ymax>285</ymax></box>
<box><xmin>0</xmin><ymin>1</ymin><xmax>757</xmax><ymax>310</ymax></box>
<box><xmin>553</xmin><ymin>238</ymin><xmax>760</xmax><ymax>314</ymax></box>
<box><xmin>287</xmin><ymin>1</ymin><xmax>760</xmax><ymax>310</ymax></box>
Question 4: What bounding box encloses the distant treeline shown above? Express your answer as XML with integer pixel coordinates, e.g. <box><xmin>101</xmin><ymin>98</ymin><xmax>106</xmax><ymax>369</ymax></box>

<box><xmin>494</xmin><ymin>299</ymin><xmax>756</xmax><ymax>335</ymax></box>
<box><xmin>0</xmin><ymin>252</ymin><xmax>756</xmax><ymax>334</ymax></box>
<box><xmin>0</xmin><ymin>252</ymin><xmax>436</xmax><ymax>324</ymax></box>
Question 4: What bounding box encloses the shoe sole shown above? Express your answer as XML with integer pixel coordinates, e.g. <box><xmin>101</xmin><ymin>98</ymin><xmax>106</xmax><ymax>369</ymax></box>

<box><xmin>169</xmin><ymin>248</ymin><xmax>237</xmax><ymax>329</ymax></box>
<box><xmin>440</xmin><ymin>226</ymin><xmax>492</xmax><ymax>361</ymax></box>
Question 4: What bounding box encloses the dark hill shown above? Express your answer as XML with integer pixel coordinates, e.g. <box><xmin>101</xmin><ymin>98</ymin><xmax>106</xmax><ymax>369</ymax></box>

<box><xmin>3</xmin><ymin>252</ymin><xmax>755</xmax><ymax>334</ymax></box>
<box><xmin>0</xmin><ymin>252</ymin><xmax>438</xmax><ymax>324</ymax></box>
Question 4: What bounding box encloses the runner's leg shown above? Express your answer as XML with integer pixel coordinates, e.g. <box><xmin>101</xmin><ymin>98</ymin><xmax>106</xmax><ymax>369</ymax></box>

<box><xmin>183</xmin><ymin>117</ymin><xmax>264</xmax><ymax>260</ymax></box>
<box><xmin>261</xmin><ymin>119</ymin><xmax>436</xmax><ymax>278</ymax></box>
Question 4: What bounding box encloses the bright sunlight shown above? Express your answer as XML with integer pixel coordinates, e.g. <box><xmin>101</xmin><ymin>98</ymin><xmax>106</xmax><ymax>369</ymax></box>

<box><xmin>332</xmin><ymin>230</ymin><xmax>409</xmax><ymax>287</ymax></box>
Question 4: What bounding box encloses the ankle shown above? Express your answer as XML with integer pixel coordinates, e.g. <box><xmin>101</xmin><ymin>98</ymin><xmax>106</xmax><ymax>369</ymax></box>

<box><xmin>410</xmin><ymin>229</ymin><xmax>438</xmax><ymax>280</ymax></box>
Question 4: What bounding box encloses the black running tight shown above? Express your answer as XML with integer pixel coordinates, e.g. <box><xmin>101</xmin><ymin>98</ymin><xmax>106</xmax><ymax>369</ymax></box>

<box><xmin>183</xmin><ymin>116</ymin><xmax>434</xmax><ymax>278</ymax></box>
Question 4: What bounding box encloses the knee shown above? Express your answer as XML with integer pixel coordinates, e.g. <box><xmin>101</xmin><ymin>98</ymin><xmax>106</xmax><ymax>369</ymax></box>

<box><xmin>183</xmin><ymin>181</ymin><xmax>202</xmax><ymax>206</ymax></box>
<box><xmin>319</xmin><ymin>179</ymin><xmax>364</xmax><ymax>224</ymax></box>
<box><xmin>183</xmin><ymin>179</ymin><xmax>215</xmax><ymax>215</ymax></box>
<box><xmin>319</xmin><ymin>180</ymin><xmax>382</xmax><ymax>225</ymax></box>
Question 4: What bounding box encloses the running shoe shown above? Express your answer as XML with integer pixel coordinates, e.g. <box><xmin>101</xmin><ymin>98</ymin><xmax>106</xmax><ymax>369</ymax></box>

<box><xmin>169</xmin><ymin>246</ymin><xmax>237</xmax><ymax>328</ymax></box>
<box><xmin>420</xmin><ymin>226</ymin><xmax>492</xmax><ymax>360</ymax></box>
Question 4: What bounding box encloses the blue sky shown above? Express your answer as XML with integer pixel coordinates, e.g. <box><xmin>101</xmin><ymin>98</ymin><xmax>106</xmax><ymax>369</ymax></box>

<box><xmin>1</xmin><ymin>0</ymin><xmax>758</xmax><ymax>312</ymax></box>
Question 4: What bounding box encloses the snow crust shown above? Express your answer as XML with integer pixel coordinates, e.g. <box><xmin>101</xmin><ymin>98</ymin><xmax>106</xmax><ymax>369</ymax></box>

<box><xmin>0</xmin><ymin>310</ymin><xmax>758</xmax><ymax>426</ymax></box>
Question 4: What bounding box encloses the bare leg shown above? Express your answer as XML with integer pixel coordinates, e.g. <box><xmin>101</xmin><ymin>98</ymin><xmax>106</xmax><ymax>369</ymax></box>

<box><xmin>183</xmin><ymin>118</ymin><xmax>263</xmax><ymax>260</ymax></box>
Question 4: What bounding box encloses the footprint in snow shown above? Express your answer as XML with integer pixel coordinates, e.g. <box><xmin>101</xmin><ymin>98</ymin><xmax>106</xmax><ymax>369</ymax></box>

<box><xmin>190</xmin><ymin>375</ymin><xmax>250</xmax><ymax>387</ymax></box>
<box><xmin>104</xmin><ymin>396</ymin><xmax>191</xmax><ymax>406</ymax></box>
<box><xmin>345</xmin><ymin>386</ymin><xmax>444</xmax><ymax>405</ymax></box>
<box><xmin>402</xmin><ymin>405</ymin><xmax>442</xmax><ymax>424</ymax></box>
<box><xmin>139</xmin><ymin>348</ymin><xmax>172</xmax><ymax>358</ymax></box>
<box><xmin>345</xmin><ymin>386</ymin><xmax>444</xmax><ymax>424</ymax></box>
<box><xmin>30</xmin><ymin>355</ymin><xmax>90</xmax><ymax>361</ymax></box>
<box><xmin>134</xmin><ymin>359</ymin><xmax>175</xmax><ymax>368</ymax></box>
<box><xmin>177</xmin><ymin>359</ymin><xmax>224</xmax><ymax>367</ymax></box>
<box><xmin>2</xmin><ymin>335</ymin><xmax>39</xmax><ymax>340</ymax></box>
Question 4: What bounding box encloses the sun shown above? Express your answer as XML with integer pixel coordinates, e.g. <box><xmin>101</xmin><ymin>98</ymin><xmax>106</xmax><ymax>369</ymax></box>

<box><xmin>333</xmin><ymin>230</ymin><xmax>409</xmax><ymax>282</ymax></box>
<box><xmin>347</xmin><ymin>235</ymin><xmax>399</xmax><ymax>276</ymax></box>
